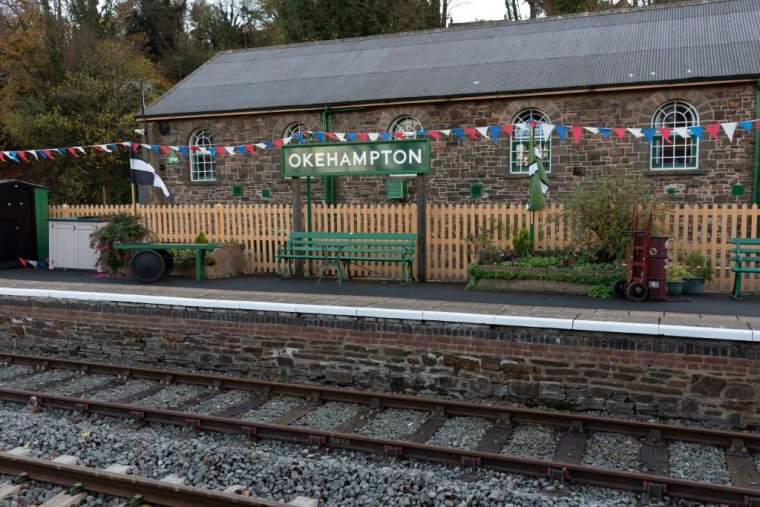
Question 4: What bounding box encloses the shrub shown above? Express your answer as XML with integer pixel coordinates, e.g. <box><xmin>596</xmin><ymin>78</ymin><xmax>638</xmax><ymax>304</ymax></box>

<box><xmin>666</xmin><ymin>262</ymin><xmax>689</xmax><ymax>281</ymax></box>
<box><xmin>512</xmin><ymin>227</ymin><xmax>532</xmax><ymax>258</ymax></box>
<box><xmin>676</xmin><ymin>250</ymin><xmax>714</xmax><ymax>281</ymax></box>
<box><xmin>565</xmin><ymin>169</ymin><xmax>663</xmax><ymax>264</ymax></box>
<box><xmin>89</xmin><ymin>214</ymin><xmax>151</xmax><ymax>274</ymax></box>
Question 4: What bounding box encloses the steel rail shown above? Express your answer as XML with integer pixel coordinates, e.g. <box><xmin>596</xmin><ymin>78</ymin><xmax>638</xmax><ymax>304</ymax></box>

<box><xmin>2</xmin><ymin>352</ymin><xmax>759</xmax><ymax>451</ymax></box>
<box><xmin>0</xmin><ymin>453</ymin><xmax>286</xmax><ymax>507</ymax></box>
<box><xmin>0</xmin><ymin>387</ymin><xmax>758</xmax><ymax>506</ymax></box>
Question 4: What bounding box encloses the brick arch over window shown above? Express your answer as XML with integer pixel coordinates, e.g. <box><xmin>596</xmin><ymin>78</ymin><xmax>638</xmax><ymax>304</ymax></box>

<box><xmin>636</xmin><ymin>90</ymin><xmax>713</xmax><ymax>125</ymax></box>
<box><xmin>189</xmin><ymin>129</ymin><xmax>216</xmax><ymax>181</ymax></box>
<box><xmin>270</xmin><ymin>116</ymin><xmax>320</xmax><ymax>141</ymax></box>
<box><xmin>376</xmin><ymin>108</ymin><xmax>432</xmax><ymax>134</ymax></box>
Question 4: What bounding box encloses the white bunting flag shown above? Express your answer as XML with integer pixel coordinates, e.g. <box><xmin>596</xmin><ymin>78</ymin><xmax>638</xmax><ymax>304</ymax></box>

<box><xmin>335</xmin><ymin>133</ymin><xmax>346</xmax><ymax>142</ymax></box>
<box><xmin>224</xmin><ymin>146</ymin><xmax>235</xmax><ymax>156</ymax></box>
<box><xmin>75</xmin><ymin>147</ymin><xmax>86</xmax><ymax>155</ymax></box>
<box><xmin>27</xmin><ymin>150</ymin><xmax>39</xmax><ymax>160</ymax></box>
<box><xmin>255</xmin><ymin>143</ymin><xmax>268</xmax><ymax>150</ymax></box>
<box><xmin>627</xmin><ymin>128</ymin><xmax>644</xmax><ymax>138</ymax></box>
<box><xmin>673</xmin><ymin>127</ymin><xmax>691</xmax><ymax>139</ymax></box>
<box><xmin>97</xmin><ymin>144</ymin><xmax>112</xmax><ymax>153</ymax></box>
<box><xmin>541</xmin><ymin>123</ymin><xmax>555</xmax><ymax>141</ymax></box>
<box><xmin>475</xmin><ymin>127</ymin><xmax>490</xmax><ymax>139</ymax></box>
<box><xmin>721</xmin><ymin>122</ymin><xmax>737</xmax><ymax>142</ymax></box>
<box><xmin>282</xmin><ymin>137</ymin><xmax>292</xmax><ymax>146</ymax></box>
<box><xmin>368</xmin><ymin>133</ymin><xmax>380</xmax><ymax>141</ymax></box>
<box><xmin>439</xmin><ymin>129</ymin><xmax>451</xmax><ymax>137</ymax></box>
<box><xmin>584</xmin><ymin>127</ymin><xmax>599</xmax><ymax>135</ymax></box>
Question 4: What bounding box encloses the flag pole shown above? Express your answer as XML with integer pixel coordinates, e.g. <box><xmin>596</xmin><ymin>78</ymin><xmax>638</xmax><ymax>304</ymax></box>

<box><xmin>529</xmin><ymin>125</ymin><xmax>535</xmax><ymax>250</ymax></box>
<box><xmin>131</xmin><ymin>183</ymin><xmax>137</xmax><ymax>216</ymax></box>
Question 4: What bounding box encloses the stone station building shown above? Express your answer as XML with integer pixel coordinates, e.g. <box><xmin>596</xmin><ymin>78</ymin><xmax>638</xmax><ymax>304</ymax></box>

<box><xmin>143</xmin><ymin>0</ymin><xmax>760</xmax><ymax>206</ymax></box>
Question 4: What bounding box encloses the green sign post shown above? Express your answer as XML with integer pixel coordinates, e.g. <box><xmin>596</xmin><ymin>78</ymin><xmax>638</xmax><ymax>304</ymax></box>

<box><xmin>281</xmin><ymin>139</ymin><xmax>431</xmax><ymax>177</ymax></box>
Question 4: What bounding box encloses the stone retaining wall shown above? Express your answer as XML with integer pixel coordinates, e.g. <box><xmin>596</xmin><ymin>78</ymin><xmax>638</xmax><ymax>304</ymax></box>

<box><xmin>1</xmin><ymin>296</ymin><xmax>757</xmax><ymax>427</ymax></box>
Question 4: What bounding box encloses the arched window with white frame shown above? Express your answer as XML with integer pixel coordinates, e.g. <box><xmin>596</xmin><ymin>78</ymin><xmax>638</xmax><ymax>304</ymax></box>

<box><xmin>511</xmin><ymin>109</ymin><xmax>551</xmax><ymax>174</ymax></box>
<box><xmin>651</xmin><ymin>101</ymin><xmax>699</xmax><ymax>170</ymax></box>
<box><xmin>284</xmin><ymin>123</ymin><xmax>309</xmax><ymax>142</ymax></box>
<box><xmin>189</xmin><ymin>129</ymin><xmax>216</xmax><ymax>181</ymax></box>
<box><xmin>390</xmin><ymin>116</ymin><xmax>423</xmax><ymax>138</ymax></box>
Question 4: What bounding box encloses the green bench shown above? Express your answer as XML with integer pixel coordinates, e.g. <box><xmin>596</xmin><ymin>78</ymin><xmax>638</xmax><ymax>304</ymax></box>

<box><xmin>114</xmin><ymin>242</ymin><xmax>222</xmax><ymax>283</ymax></box>
<box><xmin>729</xmin><ymin>237</ymin><xmax>760</xmax><ymax>299</ymax></box>
<box><xmin>276</xmin><ymin>232</ymin><xmax>416</xmax><ymax>284</ymax></box>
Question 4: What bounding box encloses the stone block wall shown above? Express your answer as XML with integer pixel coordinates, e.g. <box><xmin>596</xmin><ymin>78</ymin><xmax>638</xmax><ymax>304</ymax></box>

<box><xmin>147</xmin><ymin>82</ymin><xmax>757</xmax><ymax>206</ymax></box>
<box><xmin>1</xmin><ymin>296</ymin><xmax>759</xmax><ymax>427</ymax></box>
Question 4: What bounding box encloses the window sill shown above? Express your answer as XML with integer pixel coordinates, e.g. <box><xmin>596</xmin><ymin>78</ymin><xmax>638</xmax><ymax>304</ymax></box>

<box><xmin>647</xmin><ymin>169</ymin><xmax>705</xmax><ymax>177</ymax></box>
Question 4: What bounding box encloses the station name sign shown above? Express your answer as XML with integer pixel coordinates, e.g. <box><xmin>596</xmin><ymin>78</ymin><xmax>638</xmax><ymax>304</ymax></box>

<box><xmin>281</xmin><ymin>139</ymin><xmax>430</xmax><ymax>177</ymax></box>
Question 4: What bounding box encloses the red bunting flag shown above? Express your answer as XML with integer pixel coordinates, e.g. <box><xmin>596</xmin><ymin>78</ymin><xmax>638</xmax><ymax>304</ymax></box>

<box><xmin>658</xmin><ymin>127</ymin><xmax>673</xmax><ymax>144</ymax></box>
<box><xmin>571</xmin><ymin>126</ymin><xmax>583</xmax><ymax>144</ymax></box>
<box><xmin>392</xmin><ymin>131</ymin><xmax>405</xmax><ymax>139</ymax></box>
<box><xmin>93</xmin><ymin>145</ymin><xmax>104</xmax><ymax>152</ymax></box>
<box><xmin>0</xmin><ymin>152</ymin><xmax>4</xmax><ymax>162</ymax></box>
<box><xmin>704</xmin><ymin>124</ymin><xmax>721</xmax><ymax>140</ymax></box>
<box><xmin>756</xmin><ymin>120</ymin><xmax>760</xmax><ymax>128</ymax></box>
<box><xmin>500</xmin><ymin>125</ymin><xmax>514</xmax><ymax>137</ymax></box>
<box><xmin>66</xmin><ymin>147</ymin><xmax>80</xmax><ymax>158</ymax></box>
<box><xmin>17</xmin><ymin>258</ymin><xmax>27</xmax><ymax>267</ymax></box>
<box><xmin>613</xmin><ymin>128</ymin><xmax>627</xmax><ymax>140</ymax></box>
<box><xmin>326</xmin><ymin>133</ymin><xmax>338</xmax><ymax>141</ymax></box>
<box><xmin>17</xmin><ymin>151</ymin><xmax>28</xmax><ymax>162</ymax></box>
<box><xmin>529</xmin><ymin>120</ymin><xmax>540</xmax><ymax>128</ymax></box>
<box><xmin>43</xmin><ymin>149</ymin><xmax>55</xmax><ymax>159</ymax></box>
<box><xmin>273</xmin><ymin>139</ymin><xmax>284</xmax><ymax>149</ymax></box>
<box><xmin>131</xmin><ymin>142</ymin><xmax>139</xmax><ymax>152</ymax></box>
<box><xmin>427</xmin><ymin>130</ymin><xmax>440</xmax><ymax>140</ymax></box>
<box><xmin>215</xmin><ymin>145</ymin><xmax>225</xmax><ymax>158</ymax></box>
<box><xmin>357</xmin><ymin>133</ymin><xmax>369</xmax><ymax>141</ymax></box>
<box><xmin>160</xmin><ymin>145</ymin><xmax>172</xmax><ymax>154</ymax></box>
<box><xmin>463</xmin><ymin>127</ymin><xmax>479</xmax><ymax>139</ymax></box>
<box><xmin>244</xmin><ymin>144</ymin><xmax>256</xmax><ymax>155</ymax></box>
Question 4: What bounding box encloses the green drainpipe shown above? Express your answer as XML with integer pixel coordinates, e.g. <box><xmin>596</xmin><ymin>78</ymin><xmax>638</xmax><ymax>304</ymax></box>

<box><xmin>754</xmin><ymin>77</ymin><xmax>760</xmax><ymax>204</ymax></box>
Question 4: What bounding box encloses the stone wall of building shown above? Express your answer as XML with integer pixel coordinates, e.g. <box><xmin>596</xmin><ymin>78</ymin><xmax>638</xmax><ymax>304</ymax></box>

<box><xmin>2</xmin><ymin>296</ymin><xmax>758</xmax><ymax>427</ymax></box>
<box><xmin>148</xmin><ymin>82</ymin><xmax>757</xmax><ymax>206</ymax></box>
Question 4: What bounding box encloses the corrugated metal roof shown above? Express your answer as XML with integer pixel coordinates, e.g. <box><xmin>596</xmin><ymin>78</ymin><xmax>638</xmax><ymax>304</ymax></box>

<box><xmin>145</xmin><ymin>0</ymin><xmax>760</xmax><ymax>117</ymax></box>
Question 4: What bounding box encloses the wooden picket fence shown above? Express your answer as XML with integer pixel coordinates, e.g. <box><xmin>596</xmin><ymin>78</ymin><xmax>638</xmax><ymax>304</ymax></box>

<box><xmin>49</xmin><ymin>203</ymin><xmax>760</xmax><ymax>293</ymax></box>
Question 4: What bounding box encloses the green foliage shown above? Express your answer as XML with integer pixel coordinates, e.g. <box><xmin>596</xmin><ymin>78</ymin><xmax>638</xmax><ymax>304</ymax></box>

<box><xmin>171</xmin><ymin>231</ymin><xmax>214</xmax><ymax>269</ymax></box>
<box><xmin>89</xmin><ymin>213</ymin><xmax>152</xmax><ymax>273</ymax></box>
<box><xmin>468</xmin><ymin>255</ymin><xmax>624</xmax><ymax>288</ymax></box>
<box><xmin>666</xmin><ymin>262</ymin><xmax>689</xmax><ymax>281</ymax></box>
<box><xmin>512</xmin><ymin>228</ymin><xmax>532</xmax><ymax>258</ymax></box>
<box><xmin>565</xmin><ymin>168</ymin><xmax>661</xmax><ymax>264</ymax></box>
<box><xmin>676</xmin><ymin>250</ymin><xmax>714</xmax><ymax>281</ymax></box>
<box><xmin>588</xmin><ymin>284</ymin><xmax>614</xmax><ymax>298</ymax></box>
<box><xmin>194</xmin><ymin>231</ymin><xmax>209</xmax><ymax>243</ymax></box>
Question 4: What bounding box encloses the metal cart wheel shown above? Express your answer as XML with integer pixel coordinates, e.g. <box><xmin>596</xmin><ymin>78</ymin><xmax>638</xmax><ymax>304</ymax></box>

<box><xmin>626</xmin><ymin>281</ymin><xmax>648</xmax><ymax>302</ymax></box>
<box><xmin>130</xmin><ymin>249</ymin><xmax>166</xmax><ymax>283</ymax></box>
<box><xmin>613</xmin><ymin>279</ymin><xmax>627</xmax><ymax>299</ymax></box>
<box><xmin>155</xmin><ymin>249</ymin><xmax>174</xmax><ymax>278</ymax></box>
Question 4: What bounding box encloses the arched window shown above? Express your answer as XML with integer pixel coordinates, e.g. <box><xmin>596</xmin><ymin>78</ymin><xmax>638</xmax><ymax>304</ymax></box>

<box><xmin>390</xmin><ymin>116</ymin><xmax>423</xmax><ymax>138</ymax></box>
<box><xmin>651</xmin><ymin>101</ymin><xmax>699</xmax><ymax>170</ymax></box>
<box><xmin>284</xmin><ymin>123</ymin><xmax>309</xmax><ymax>142</ymax></box>
<box><xmin>189</xmin><ymin>129</ymin><xmax>216</xmax><ymax>181</ymax></box>
<box><xmin>511</xmin><ymin>109</ymin><xmax>551</xmax><ymax>174</ymax></box>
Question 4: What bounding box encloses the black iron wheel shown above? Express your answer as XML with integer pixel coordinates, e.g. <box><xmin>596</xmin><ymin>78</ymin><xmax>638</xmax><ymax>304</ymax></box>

<box><xmin>613</xmin><ymin>279</ymin><xmax>627</xmax><ymax>299</ymax></box>
<box><xmin>626</xmin><ymin>281</ymin><xmax>648</xmax><ymax>302</ymax></box>
<box><xmin>130</xmin><ymin>249</ymin><xmax>165</xmax><ymax>283</ymax></box>
<box><xmin>155</xmin><ymin>249</ymin><xmax>174</xmax><ymax>277</ymax></box>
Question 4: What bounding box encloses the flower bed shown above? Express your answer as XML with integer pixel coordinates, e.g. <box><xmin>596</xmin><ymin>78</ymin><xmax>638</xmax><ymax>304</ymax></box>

<box><xmin>467</xmin><ymin>256</ymin><xmax>624</xmax><ymax>297</ymax></box>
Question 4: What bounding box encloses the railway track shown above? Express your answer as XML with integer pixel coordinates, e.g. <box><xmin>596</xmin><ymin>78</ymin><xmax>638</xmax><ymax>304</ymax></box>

<box><xmin>0</xmin><ymin>451</ymin><xmax>287</xmax><ymax>506</ymax></box>
<box><xmin>0</xmin><ymin>352</ymin><xmax>758</xmax><ymax>506</ymax></box>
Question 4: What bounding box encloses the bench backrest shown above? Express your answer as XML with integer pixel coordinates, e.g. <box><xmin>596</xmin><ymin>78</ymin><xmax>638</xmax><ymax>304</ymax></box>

<box><xmin>285</xmin><ymin>232</ymin><xmax>416</xmax><ymax>258</ymax></box>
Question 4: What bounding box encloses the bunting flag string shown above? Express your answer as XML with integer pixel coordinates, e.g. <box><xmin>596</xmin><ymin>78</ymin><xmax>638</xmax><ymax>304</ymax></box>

<box><xmin>1</xmin><ymin>119</ymin><xmax>759</xmax><ymax>165</ymax></box>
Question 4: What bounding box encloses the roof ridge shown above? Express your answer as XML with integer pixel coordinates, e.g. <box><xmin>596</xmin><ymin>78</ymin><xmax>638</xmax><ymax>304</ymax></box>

<box><xmin>219</xmin><ymin>0</ymin><xmax>731</xmax><ymax>57</ymax></box>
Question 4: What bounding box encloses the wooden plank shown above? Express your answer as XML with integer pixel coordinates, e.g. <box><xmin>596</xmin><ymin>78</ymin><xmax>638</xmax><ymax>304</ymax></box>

<box><xmin>726</xmin><ymin>438</ymin><xmax>760</xmax><ymax>488</ymax></box>
<box><xmin>407</xmin><ymin>406</ymin><xmax>448</xmax><ymax>444</ymax></box>
<box><xmin>474</xmin><ymin>415</ymin><xmax>513</xmax><ymax>454</ymax></box>
<box><xmin>552</xmin><ymin>421</ymin><xmax>586</xmax><ymax>464</ymax></box>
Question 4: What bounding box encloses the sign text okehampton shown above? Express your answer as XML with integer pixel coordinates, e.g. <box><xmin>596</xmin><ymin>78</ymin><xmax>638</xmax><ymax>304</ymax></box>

<box><xmin>281</xmin><ymin>139</ymin><xmax>430</xmax><ymax>177</ymax></box>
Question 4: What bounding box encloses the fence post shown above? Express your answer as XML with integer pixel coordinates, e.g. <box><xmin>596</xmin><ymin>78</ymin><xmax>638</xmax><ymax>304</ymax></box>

<box><xmin>416</xmin><ymin>174</ymin><xmax>426</xmax><ymax>282</ymax></box>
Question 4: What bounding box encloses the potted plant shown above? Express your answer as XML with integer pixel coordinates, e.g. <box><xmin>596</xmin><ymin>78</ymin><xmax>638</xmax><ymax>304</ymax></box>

<box><xmin>676</xmin><ymin>250</ymin><xmax>713</xmax><ymax>295</ymax></box>
<box><xmin>666</xmin><ymin>262</ymin><xmax>689</xmax><ymax>297</ymax></box>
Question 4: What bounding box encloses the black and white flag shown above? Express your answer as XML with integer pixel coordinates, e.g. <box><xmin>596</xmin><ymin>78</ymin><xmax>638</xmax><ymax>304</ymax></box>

<box><xmin>130</xmin><ymin>152</ymin><xmax>170</xmax><ymax>197</ymax></box>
